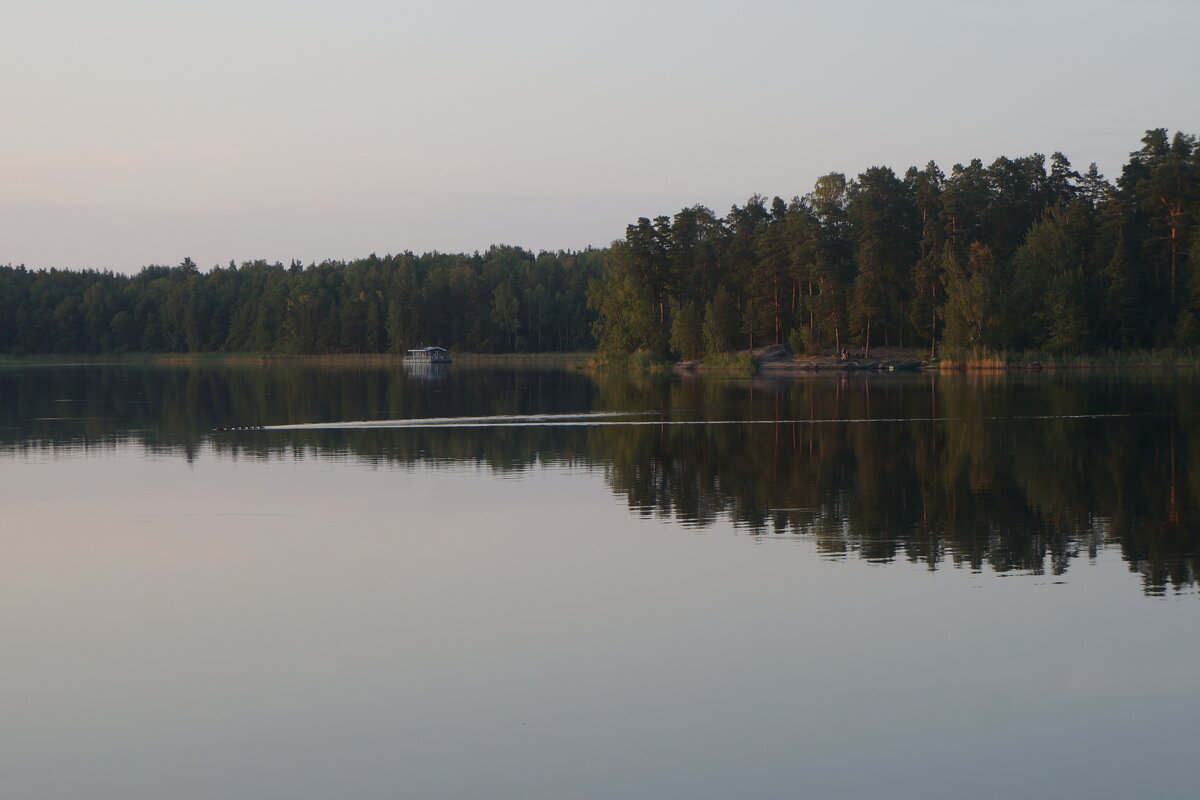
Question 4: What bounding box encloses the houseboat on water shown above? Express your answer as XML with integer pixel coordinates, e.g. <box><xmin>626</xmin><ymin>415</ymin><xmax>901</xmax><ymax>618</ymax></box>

<box><xmin>403</xmin><ymin>346</ymin><xmax>452</xmax><ymax>364</ymax></box>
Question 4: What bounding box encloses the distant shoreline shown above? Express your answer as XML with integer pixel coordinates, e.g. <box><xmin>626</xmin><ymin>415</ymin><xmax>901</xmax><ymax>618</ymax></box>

<box><xmin>0</xmin><ymin>351</ymin><xmax>594</xmax><ymax>368</ymax></box>
<box><xmin>1</xmin><ymin>348</ymin><xmax>1198</xmax><ymax>371</ymax></box>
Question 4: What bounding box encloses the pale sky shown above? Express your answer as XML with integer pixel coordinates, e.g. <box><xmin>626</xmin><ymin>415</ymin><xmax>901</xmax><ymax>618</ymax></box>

<box><xmin>2</xmin><ymin>0</ymin><xmax>1196</xmax><ymax>272</ymax></box>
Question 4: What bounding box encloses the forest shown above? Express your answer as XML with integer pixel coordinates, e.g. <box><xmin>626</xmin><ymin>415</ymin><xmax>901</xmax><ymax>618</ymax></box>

<box><xmin>591</xmin><ymin>128</ymin><xmax>1200</xmax><ymax>359</ymax></box>
<box><xmin>1</xmin><ymin>128</ymin><xmax>1197</xmax><ymax>358</ymax></box>
<box><xmin>0</xmin><ymin>248</ymin><xmax>602</xmax><ymax>355</ymax></box>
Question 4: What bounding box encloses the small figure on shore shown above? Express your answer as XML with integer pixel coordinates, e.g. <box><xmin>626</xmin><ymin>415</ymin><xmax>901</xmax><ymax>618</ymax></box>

<box><xmin>838</xmin><ymin>347</ymin><xmax>848</xmax><ymax>361</ymax></box>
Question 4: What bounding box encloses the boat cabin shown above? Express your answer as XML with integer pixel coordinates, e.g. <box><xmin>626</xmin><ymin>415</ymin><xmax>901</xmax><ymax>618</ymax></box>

<box><xmin>404</xmin><ymin>347</ymin><xmax>451</xmax><ymax>364</ymax></box>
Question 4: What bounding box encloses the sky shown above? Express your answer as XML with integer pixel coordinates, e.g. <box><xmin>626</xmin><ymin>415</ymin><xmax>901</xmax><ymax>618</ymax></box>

<box><xmin>2</xmin><ymin>0</ymin><xmax>1197</xmax><ymax>273</ymax></box>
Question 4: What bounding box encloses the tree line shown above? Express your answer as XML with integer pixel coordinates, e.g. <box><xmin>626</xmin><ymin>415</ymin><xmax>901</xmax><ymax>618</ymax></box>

<box><xmin>589</xmin><ymin>128</ymin><xmax>1200</xmax><ymax>358</ymax></box>
<box><xmin>0</xmin><ymin>247</ymin><xmax>602</xmax><ymax>355</ymax></box>
<box><xmin>2</xmin><ymin>128</ymin><xmax>1197</xmax><ymax>358</ymax></box>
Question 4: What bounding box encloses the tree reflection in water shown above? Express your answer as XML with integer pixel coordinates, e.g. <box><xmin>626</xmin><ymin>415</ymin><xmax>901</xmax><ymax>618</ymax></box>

<box><xmin>2</xmin><ymin>365</ymin><xmax>1196</xmax><ymax>595</ymax></box>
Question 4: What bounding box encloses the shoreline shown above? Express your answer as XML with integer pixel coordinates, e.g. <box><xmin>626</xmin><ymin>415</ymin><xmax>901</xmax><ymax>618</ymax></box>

<box><xmin>2</xmin><ymin>348</ymin><xmax>1199</xmax><ymax>372</ymax></box>
<box><xmin>0</xmin><ymin>351</ymin><xmax>595</xmax><ymax>368</ymax></box>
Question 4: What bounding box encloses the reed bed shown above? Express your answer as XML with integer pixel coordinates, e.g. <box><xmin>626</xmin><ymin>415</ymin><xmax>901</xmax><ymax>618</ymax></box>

<box><xmin>696</xmin><ymin>351</ymin><xmax>758</xmax><ymax>373</ymax></box>
<box><xmin>936</xmin><ymin>348</ymin><xmax>1200</xmax><ymax>370</ymax></box>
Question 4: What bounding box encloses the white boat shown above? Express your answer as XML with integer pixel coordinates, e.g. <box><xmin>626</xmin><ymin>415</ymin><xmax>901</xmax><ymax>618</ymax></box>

<box><xmin>403</xmin><ymin>346</ymin><xmax>452</xmax><ymax>364</ymax></box>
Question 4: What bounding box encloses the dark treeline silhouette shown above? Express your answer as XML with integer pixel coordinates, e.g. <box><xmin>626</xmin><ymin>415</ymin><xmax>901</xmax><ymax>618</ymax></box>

<box><xmin>0</xmin><ymin>246</ymin><xmax>602</xmax><ymax>354</ymax></box>
<box><xmin>2</xmin><ymin>129</ymin><xmax>1197</xmax><ymax>358</ymax></box>
<box><xmin>590</xmin><ymin>128</ymin><xmax>1200</xmax><ymax>358</ymax></box>
<box><xmin>3</xmin><ymin>364</ymin><xmax>1196</xmax><ymax>596</ymax></box>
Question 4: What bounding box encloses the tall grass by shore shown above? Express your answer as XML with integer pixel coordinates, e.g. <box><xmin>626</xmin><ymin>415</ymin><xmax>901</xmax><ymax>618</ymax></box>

<box><xmin>936</xmin><ymin>348</ymin><xmax>1200</xmax><ymax>370</ymax></box>
<box><xmin>696</xmin><ymin>351</ymin><xmax>757</xmax><ymax>373</ymax></box>
<box><xmin>454</xmin><ymin>351</ymin><xmax>592</xmax><ymax>366</ymax></box>
<box><xmin>585</xmin><ymin>350</ymin><xmax>672</xmax><ymax>373</ymax></box>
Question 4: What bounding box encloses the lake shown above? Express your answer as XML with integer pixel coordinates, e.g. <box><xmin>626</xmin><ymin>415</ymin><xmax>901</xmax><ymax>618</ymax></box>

<box><xmin>2</xmin><ymin>363</ymin><xmax>1197</xmax><ymax>799</ymax></box>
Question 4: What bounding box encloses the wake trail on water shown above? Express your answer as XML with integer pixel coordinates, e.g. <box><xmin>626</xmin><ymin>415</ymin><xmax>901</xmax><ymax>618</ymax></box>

<box><xmin>221</xmin><ymin>411</ymin><xmax>1136</xmax><ymax>432</ymax></box>
<box><xmin>248</xmin><ymin>411</ymin><xmax>654</xmax><ymax>431</ymax></box>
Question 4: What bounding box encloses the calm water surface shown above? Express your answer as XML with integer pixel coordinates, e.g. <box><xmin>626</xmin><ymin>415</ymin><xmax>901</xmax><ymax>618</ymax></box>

<box><xmin>2</xmin><ymin>364</ymin><xmax>1197</xmax><ymax>799</ymax></box>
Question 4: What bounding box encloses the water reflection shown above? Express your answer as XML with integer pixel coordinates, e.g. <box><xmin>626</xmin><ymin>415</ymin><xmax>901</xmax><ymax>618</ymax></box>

<box><xmin>2</xmin><ymin>364</ymin><xmax>1196</xmax><ymax>595</ymax></box>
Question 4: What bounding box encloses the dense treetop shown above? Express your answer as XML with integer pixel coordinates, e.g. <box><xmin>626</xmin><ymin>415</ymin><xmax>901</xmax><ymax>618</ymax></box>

<box><xmin>2</xmin><ymin>129</ymin><xmax>1197</xmax><ymax>356</ymax></box>
<box><xmin>0</xmin><ymin>247</ymin><xmax>602</xmax><ymax>355</ymax></box>
<box><xmin>591</xmin><ymin>128</ymin><xmax>1200</xmax><ymax>358</ymax></box>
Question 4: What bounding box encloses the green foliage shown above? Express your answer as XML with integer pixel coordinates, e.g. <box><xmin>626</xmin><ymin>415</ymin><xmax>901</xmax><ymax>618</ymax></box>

<box><xmin>669</xmin><ymin>301</ymin><xmax>704</xmax><ymax>361</ymax></box>
<box><xmin>1042</xmin><ymin>269</ymin><xmax>1090</xmax><ymax>352</ymax></box>
<box><xmin>1176</xmin><ymin>225</ymin><xmax>1200</xmax><ymax>347</ymax></box>
<box><xmin>788</xmin><ymin>325</ymin><xmax>815</xmax><ymax>355</ymax></box>
<box><xmin>1175</xmin><ymin>310</ymin><xmax>1200</xmax><ymax>347</ymax></box>
<box><xmin>1009</xmin><ymin>211</ymin><xmax>1077</xmax><ymax>349</ymax></box>
<box><xmin>3</xmin><ymin>128</ymin><xmax>1198</xmax><ymax>360</ymax></box>
<box><xmin>1102</xmin><ymin>229</ymin><xmax>1143</xmax><ymax>348</ymax></box>
<box><xmin>0</xmin><ymin>248</ymin><xmax>601</xmax><ymax>355</ymax></box>
<box><xmin>699</xmin><ymin>351</ymin><xmax>756</xmax><ymax>371</ymax></box>
<box><xmin>940</xmin><ymin>243</ymin><xmax>981</xmax><ymax>349</ymax></box>
<box><xmin>585</xmin><ymin>130</ymin><xmax>1195</xmax><ymax>362</ymax></box>
<box><xmin>847</xmin><ymin>165</ymin><xmax>920</xmax><ymax>352</ymax></box>
<box><xmin>491</xmin><ymin>281</ymin><xmax>521</xmax><ymax>349</ymax></box>
<box><xmin>587</xmin><ymin>243</ymin><xmax>666</xmax><ymax>356</ymax></box>
<box><xmin>702</xmin><ymin>286</ymin><xmax>740</xmax><ymax>356</ymax></box>
<box><xmin>587</xmin><ymin>349</ymin><xmax>670</xmax><ymax>372</ymax></box>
